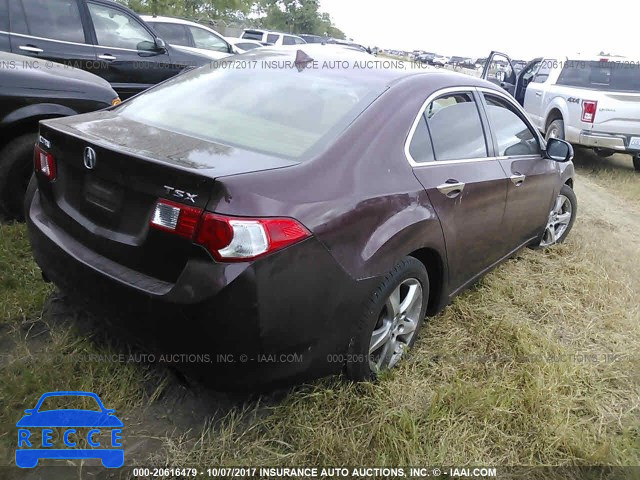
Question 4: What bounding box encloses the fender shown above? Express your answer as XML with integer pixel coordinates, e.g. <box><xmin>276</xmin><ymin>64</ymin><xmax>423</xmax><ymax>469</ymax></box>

<box><xmin>1</xmin><ymin>103</ymin><xmax>78</xmax><ymax>128</ymax></box>
<box><xmin>542</xmin><ymin>97</ymin><xmax>569</xmax><ymax>134</ymax></box>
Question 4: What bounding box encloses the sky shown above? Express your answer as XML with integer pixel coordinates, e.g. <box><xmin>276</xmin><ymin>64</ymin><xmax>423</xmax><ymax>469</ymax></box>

<box><xmin>319</xmin><ymin>0</ymin><xmax>640</xmax><ymax>60</ymax></box>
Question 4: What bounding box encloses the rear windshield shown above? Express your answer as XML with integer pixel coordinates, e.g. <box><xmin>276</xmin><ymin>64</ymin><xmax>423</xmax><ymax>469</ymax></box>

<box><xmin>242</xmin><ymin>30</ymin><xmax>263</xmax><ymax>40</ymax></box>
<box><xmin>117</xmin><ymin>62</ymin><xmax>385</xmax><ymax>160</ymax></box>
<box><xmin>557</xmin><ymin>60</ymin><xmax>640</xmax><ymax>92</ymax></box>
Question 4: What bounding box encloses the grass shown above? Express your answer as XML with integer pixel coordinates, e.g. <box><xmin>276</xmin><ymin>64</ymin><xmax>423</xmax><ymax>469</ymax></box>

<box><xmin>0</xmin><ymin>222</ymin><xmax>159</xmax><ymax>464</ymax></box>
<box><xmin>572</xmin><ymin>150</ymin><xmax>640</xmax><ymax>204</ymax></box>
<box><xmin>0</xmin><ymin>172</ymin><xmax>638</xmax><ymax>470</ymax></box>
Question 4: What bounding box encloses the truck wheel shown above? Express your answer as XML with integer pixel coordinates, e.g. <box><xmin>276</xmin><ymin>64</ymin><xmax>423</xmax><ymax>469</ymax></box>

<box><xmin>545</xmin><ymin>119</ymin><xmax>565</xmax><ymax>141</ymax></box>
<box><xmin>633</xmin><ymin>155</ymin><xmax>640</xmax><ymax>172</ymax></box>
<box><xmin>0</xmin><ymin>133</ymin><xmax>37</xmax><ymax>221</ymax></box>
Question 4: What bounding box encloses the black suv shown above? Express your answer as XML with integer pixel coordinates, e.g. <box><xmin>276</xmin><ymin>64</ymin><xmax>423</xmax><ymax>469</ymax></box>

<box><xmin>0</xmin><ymin>51</ymin><xmax>119</xmax><ymax>220</ymax></box>
<box><xmin>0</xmin><ymin>0</ymin><xmax>212</xmax><ymax>99</ymax></box>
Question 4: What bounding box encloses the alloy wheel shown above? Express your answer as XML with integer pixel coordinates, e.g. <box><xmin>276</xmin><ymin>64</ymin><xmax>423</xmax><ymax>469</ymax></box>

<box><xmin>369</xmin><ymin>278</ymin><xmax>423</xmax><ymax>372</ymax></box>
<box><xmin>540</xmin><ymin>194</ymin><xmax>572</xmax><ymax>247</ymax></box>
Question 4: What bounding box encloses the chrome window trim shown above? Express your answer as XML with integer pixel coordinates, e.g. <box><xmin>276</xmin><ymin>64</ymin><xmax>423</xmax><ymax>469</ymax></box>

<box><xmin>1</xmin><ymin>31</ymin><xmax>92</xmax><ymax>48</ymax></box>
<box><xmin>476</xmin><ymin>86</ymin><xmax>546</xmax><ymax>150</ymax></box>
<box><xmin>404</xmin><ymin>86</ymin><xmax>491</xmax><ymax>167</ymax></box>
<box><xmin>2</xmin><ymin>30</ymin><xmax>155</xmax><ymax>53</ymax></box>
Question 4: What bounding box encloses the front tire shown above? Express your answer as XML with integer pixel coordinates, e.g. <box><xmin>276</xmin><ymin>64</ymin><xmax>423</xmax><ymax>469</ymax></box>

<box><xmin>0</xmin><ymin>133</ymin><xmax>38</xmax><ymax>221</ymax></box>
<box><xmin>539</xmin><ymin>184</ymin><xmax>577</xmax><ymax>247</ymax></box>
<box><xmin>346</xmin><ymin>257</ymin><xmax>429</xmax><ymax>381</ymax></box>
<box><xmin>545</xmin><ymin>119</ymin><xmax>565</xmax><ymax>141</ymax></box>
<box><xmin>633</xmin><ymin>155</ymin><xmax>640</xmax><ymax>172</ymax></box>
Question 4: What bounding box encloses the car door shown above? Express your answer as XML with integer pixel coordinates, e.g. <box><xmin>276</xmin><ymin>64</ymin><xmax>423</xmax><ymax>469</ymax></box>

<box><xmin>408</xmin><ymin>89</ymin><xmax>510</xmax><ymax>292</ymax></box>
<box><xmin>523</xmin><ymin>59</ymin><xmax>554</xmax><ymax>129</ymax></box>
<box><xmin>481</xmin><ymin>51</ymin><xmax>517</xmax><ymax>96</ymax></box>
<box><xmin>86</xmin><ymin>1</ymin><xmax>173</xmax><ymax>99</ymax></box>
<box><xmin>514</xmin><ymin>57</ymin><xmax>542</xmax><ymax>106</ymax></box>
<box><xmin>479</xmin><ymin>89</ymin><xmax>558</xmax><ymax>246</ymax></box>
<box><xmin>8</xmin><ymin>0</ymin><xmax>97</xmax><ymax>72</ymax></box>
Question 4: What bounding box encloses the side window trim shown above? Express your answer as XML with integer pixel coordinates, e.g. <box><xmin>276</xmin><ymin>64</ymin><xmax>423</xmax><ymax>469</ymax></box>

<box><xmin>404</xmin><ymin>86</ymin><xmax>494</xmax><ymax>166</ymax></box>
<box><xmin>475</xmin><ymin>87</ymin><xmax>543</xmax><ymax>157</ymax></box>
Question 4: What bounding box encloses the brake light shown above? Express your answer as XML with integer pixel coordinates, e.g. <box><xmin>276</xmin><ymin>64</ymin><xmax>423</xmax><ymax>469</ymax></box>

<box><xmin>150</xmin><ymin>199</ymin><xmax>202</xmax><ymax>238</ymax></box>
<box><xmin>581</xmin><ymin>100</ymin><xmax>598</xmax><ymax>123</ymax></box>
<box><xmin>33</xmin><ymin>144</ymin><xmax>56</xmax><ymax>181</ymax></box>
<box><xmin>195</xmin><ymin>213</ymin><xmax>310</xmax><ymax>262</ymax></box>
<box><xmin>149</xmin><ymin>200</ymin><xmax>311</xmax><ymax>262</ymax></box>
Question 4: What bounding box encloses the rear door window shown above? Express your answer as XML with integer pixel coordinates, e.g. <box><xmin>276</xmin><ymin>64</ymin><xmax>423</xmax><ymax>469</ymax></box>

<box><xmin>18</xmin><ymin>0</ymin><xmax>86</xmax><ymax>43</ymax></box>
<box><xmin>151</xmin><ymin>22</ymin><xmax>190</xmax><ymax>47</ymax></box>
<box><xmin>425</xmin><ymin>93</ymin><xmax>488</xmax><ymax>161</ymax></box>
<box><xmin>267</xmin><ymin>33</ymin><xmax>279</xmax><ymax>44</ymax></box>
<box><xmin>282</xmin><ymin>36</ymin><xmax>296</xmax><ymax>46</ymax></box>
<box><xmin>0</xmin><ymin>0</ymin><xmax>8</xmax><ymax>31</ymax></box>
<box><xmin>408</xmin><ymin>116</ymin><xmax>435</xmax><ymax>163</ymax></box>
<box><xmin>557</xmin><ymin>60</ymin><xmax>640</xmax><ymax>92</ymax></box>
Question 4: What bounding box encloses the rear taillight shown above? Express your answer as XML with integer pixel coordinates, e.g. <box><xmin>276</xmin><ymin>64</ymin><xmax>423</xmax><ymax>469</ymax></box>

<box><xmin>581</xmin><ymin>100</ymin><xmax>598</xmax><ymax>123</ymax></box>
<box><xmin>195</xmin><ymin>213</ymin><xmax>311</xmax><ymax>262</ymax></box>
<box><xmin>150</xmin><ymin>199</ymin><xmax>202</xmax><ymax>239</ymax></box>
<box><xmin>33</xmin><ymin>144</ymin><xmax>56</xmax><ymax>181</ymax></box>
<box><xmin>149</xmin><ymin>199</ymin><xmax>310</xmax><ymax>262</ymax></box>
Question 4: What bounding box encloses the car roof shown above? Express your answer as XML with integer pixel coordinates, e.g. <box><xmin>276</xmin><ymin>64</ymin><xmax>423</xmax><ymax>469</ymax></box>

<box><xmin>244</xmin><ymin>28</ymin><xmax>304</xmax><ymax>39</ymax></box>
<box><xmin>237</xmin><ymin>45</ymin><xmax>501</xmax><ymax>89</ymax></box>
<box><xmin>141</xmin><ymin>15</ymin><xmax>218</xmax><ymax>30</ymax></box>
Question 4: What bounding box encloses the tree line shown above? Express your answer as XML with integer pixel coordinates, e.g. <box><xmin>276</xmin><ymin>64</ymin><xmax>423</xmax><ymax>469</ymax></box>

<box><xmin>116</xmin><ymin>0</ymin><xmax>347</xmax><ymax>39</ymax></box>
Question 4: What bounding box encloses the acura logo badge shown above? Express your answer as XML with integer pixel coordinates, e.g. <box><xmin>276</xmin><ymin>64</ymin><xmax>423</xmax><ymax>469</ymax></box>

<box><xmin>83</xmin><ymin>147</ymin><xmax>97</xmax><ymax>170</ymax></box>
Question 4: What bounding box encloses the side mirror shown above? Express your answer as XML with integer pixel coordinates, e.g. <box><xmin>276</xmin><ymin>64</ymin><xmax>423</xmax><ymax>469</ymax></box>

<box><xmin>24</xmin><ymin>409</ymin><xmax>34</xmax><ymax>414</ymax></box>
<box><xmin>155</xmin><ymin>37</ymin><xmax>167</xmax><ymax>51</ymax></box>
<box><xmin>545</xmin><ymin>138</ymin><xmax>574</xmax><ymax>162</ymax></box>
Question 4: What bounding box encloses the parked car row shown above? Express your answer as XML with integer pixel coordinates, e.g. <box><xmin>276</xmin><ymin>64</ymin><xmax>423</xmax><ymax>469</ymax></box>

<box><xmin>482</xmin><ymin>51</ymin><xmax>640</xmax><ymax>170</ymax></box>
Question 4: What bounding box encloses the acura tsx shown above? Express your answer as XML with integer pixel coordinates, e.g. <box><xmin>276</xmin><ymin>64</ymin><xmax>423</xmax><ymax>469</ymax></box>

<box><xmin>26</xmin><ymin>46</ymin><xmax>577</xmax><ymax>388</ymax></box>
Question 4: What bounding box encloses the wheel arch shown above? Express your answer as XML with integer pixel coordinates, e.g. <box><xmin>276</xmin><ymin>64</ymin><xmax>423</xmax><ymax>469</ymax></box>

<box><xmin>545</xmin><ymin>107</ymin><xmax>564</xmax><ymax>131</ymax></box>
<box><xmin>0</xmin><ymin>104</ymin><xmax>77</xmax><ymax>148</ymax></box>
<box><xmin>408</xmin><ymin>247</ymin><xmax>446</xmax><ymax>316</ymax></box>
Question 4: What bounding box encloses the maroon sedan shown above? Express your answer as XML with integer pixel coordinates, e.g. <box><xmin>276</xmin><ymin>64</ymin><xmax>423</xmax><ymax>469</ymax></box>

<box><xmin>26</xmin><ymin>46</ymin><xmax>577</xmax><ymax>388</ymax></box>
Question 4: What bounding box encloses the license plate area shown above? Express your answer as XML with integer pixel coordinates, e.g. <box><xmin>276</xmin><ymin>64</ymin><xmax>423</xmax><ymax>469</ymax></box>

<box><xmin>83</xmin><ymin>176</ymin><xmax>124</xmax><ymax>215</ymax></box>
<box><xmin>630</xmin><ymin>137</ymin><xmax>640</xmax><ymax>149</ymax></box>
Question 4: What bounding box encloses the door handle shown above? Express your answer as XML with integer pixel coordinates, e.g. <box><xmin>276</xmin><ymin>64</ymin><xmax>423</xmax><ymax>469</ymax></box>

<box><xmin>535</xmin><ymin>91</ymin><xmax>542</xmax><ymax>97</ymax></box>
<box><xmin>19</xmin><ymin>45</ymin><xmax>44</xmax><ymax>53</ymax></box>
<box><xmin>437</xmin><ymin>180</ymin><xmax>465</xmax><ymax>198</ymax></box>
<box><xmin>510</xmin><ymin>174</ymin><xmax>526</xmax><ymax>186</ymax></box>
<box><xmin>98</xmin><ymin>54</ymin><xmax>117</xmax><ymax>61</ymax></box>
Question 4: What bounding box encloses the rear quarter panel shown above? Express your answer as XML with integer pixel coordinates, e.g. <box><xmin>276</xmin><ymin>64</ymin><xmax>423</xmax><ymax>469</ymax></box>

<box><xmin>208</xmin><ymin>76</ymin><xmax>453</xmax><ymax>283</ymax></box>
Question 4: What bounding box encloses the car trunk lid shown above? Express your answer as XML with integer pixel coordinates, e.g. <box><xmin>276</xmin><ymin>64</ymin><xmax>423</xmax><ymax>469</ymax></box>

<box><xmin>36</xmin><ymin>113</ymin><xmax>298</xmax><ymax>282</ymax></box>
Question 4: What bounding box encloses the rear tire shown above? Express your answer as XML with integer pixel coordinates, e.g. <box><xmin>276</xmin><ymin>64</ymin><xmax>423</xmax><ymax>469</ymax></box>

<box><xmin>545</xmin><ymin>119</ymin><xmax>565</xmax><ymax>141</ymax></box>
<box><xmin>346</xmin><ymin>257</ymin><xmax>429</xmax><ymax>381</ymax></box>
<box><xmin>0</xmin><ymin>133</ymin><xmax>37</xmax><ymax>221</ymax></box>
<box><xmin>633</xmin><ymin>155</ymin><xmax>640</xmax><ymax>172</ymax></box>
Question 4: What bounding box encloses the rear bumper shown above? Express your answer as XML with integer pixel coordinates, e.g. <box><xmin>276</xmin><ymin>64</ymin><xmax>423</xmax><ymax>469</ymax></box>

<box><xmin>27</xmin><ymin>190</ymin><xmax>375</xmax><ymax>388</ymax></box>
<box><xmin>579</xmin><ymin>131</ymin><xmax>640</xmax><ymax>153</ymax></box>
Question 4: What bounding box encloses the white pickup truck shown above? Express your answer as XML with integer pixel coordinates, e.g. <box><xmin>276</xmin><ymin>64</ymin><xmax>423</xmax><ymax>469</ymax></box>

<box><xmin>482</xmin><ymin>51</ymin><xmax>640</xmax><ymax>171</ymax></box>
